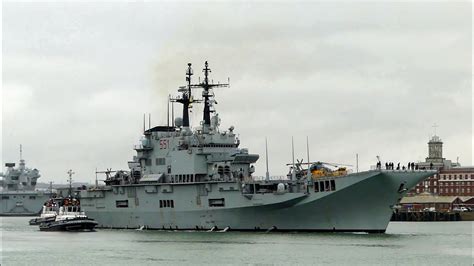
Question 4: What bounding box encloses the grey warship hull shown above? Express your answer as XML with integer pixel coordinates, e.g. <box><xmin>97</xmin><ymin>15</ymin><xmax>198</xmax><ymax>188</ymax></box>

<box><xmin>81</xmin><ymin>170</ymin><xmax>433</xmax><ymax>232</ymax></box>
<box><xmin>80</xmin><ymin>61</ymin><xmax>435</xmax><ymax>233</ymax></box>
<box><xmin>0</xmin><ymin>148</ymin><xmax>51</xmax><ymax>216</ymax></box>
<box><xmin>0</xmin><ymin>191</ymin><xmax>51</xmax><ymax>216</ymax></box>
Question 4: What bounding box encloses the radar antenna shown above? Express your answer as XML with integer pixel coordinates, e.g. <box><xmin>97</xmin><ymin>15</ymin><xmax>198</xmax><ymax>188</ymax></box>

<box><xmin>170</xmin><ymin>63</ymin><xmax>199</xmax><ymax>127</ymax></box>
<box><xmin>198</xmin><ymin>61</ymin><xmax>229</xmax><ymax>127</ymax></box>
<box><xmin>171</xmin><ymin>61</ymin><xmax>229</xmax><ymax>129</ymax></box>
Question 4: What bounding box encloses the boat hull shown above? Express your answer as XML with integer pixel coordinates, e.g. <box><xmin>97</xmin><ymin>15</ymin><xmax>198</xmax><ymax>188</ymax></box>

<box><xmin>39</xmin><ymin>218</ymin><xmax>98</xmax><ymax>231</ymax></box>
<box><xmin>29</xmin><ymin>216</ymin><xmax>56</xmax><ymax>225</ymax></box>
<box><xmin>81</xmin><ymin>170</ymin><xmax>435</xmax><ymax>232</ymax></box>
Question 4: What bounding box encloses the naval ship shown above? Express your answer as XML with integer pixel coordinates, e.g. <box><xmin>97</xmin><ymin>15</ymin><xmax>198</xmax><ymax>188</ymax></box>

<box><xmin>0</xmin><ymin>147</ymin><xmax>51</xmax><ymax>216</ymax></box>
<box><xmin>81</xmin><ymin>62</ymin><xmax>435</xmax><ymax>233</ymax></box>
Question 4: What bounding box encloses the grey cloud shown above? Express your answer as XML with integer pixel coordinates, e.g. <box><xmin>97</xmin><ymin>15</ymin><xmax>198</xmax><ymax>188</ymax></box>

<box><xmin>2</xmin><ymin>2</ymin><xmax>471</xmax><ymax>183</ymax></box>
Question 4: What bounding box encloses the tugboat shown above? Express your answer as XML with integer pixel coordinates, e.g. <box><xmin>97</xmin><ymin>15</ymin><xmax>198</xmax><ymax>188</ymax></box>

<box><xmin>29</xmin><ymin>198</ymin><xmax>59</xmax><ymax>225</ymax></box>
<box><xmin>39</xmin><ymin>197</ymin><xmax>98</xmax><ymax>231</ymax></box>
<box><xmin>39</xmin><ymin>170</ymin><xmax>97</xmax><ymax>231</ymax></box>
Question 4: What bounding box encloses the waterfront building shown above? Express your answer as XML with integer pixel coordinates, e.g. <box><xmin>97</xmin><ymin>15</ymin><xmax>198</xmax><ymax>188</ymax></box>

<box><xmin>411</xmin><ymin>135</ymin><xmax>474</xmax><ymax>196</ymax></box>
<box><xmin>436</xmin><ymin>167</ymin><xmax>474</xmax><ymax>196</ymax></box>
<box><xmin>416</xmin><ymin>135</ymin><xmax>459</xmax><ymax>170</ymax></box>
<box><xmin>399</xmin><ymin>195</ymin><xmax>464</xmax><ymax>212</ymax></box>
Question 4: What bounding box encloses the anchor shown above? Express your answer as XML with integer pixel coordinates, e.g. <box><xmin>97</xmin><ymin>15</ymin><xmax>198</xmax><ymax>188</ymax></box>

<box><xmin>219</xmin><ymin>226</ymin><xmax>230</xmax><ymax>232</ymax></box>
<box><xmin>265</xmin><ymin>226</ymin><xmax>276</xmax><ymax>233</ymax></box>
<box><xmin>208</xmin><ymin>226</ymin><xmax>217</xmax><ymax>232</ymax></box>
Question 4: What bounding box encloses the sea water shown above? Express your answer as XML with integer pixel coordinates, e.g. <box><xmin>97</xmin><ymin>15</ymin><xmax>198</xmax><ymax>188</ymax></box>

<box><xmin>1</xmin><ymin>217</ymin><xmax>472</xmax><ymax>265</ymax></box>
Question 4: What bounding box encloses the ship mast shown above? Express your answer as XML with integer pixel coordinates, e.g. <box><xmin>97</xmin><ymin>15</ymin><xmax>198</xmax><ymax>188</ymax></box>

<box><xmin>173</xmin><ymin>63</ymin><xmax>194</xmax><ymax>128</ymax></box>
<box><xmin>67</xmin><ymin>169</ymin><xmax>75</xmax><ymax>197</ymax></box>
<box><xmin>193</xmin><ymin>61</ymin><xmax>229</xmax><ymax>130</ymax></box>
<box><xmin>202</xmin><ymin>61</ymin><xmax>212</xmax><ymax>126</ymax></box>
<box><xmin>19</xmin><ymin>144</ymin><xmax>26</xmax><ymax>170</ymax></box>
<box><xmin>172</xmin><ymin>61</ymin><xmax>229</xmax><ymax>130</ymax></box>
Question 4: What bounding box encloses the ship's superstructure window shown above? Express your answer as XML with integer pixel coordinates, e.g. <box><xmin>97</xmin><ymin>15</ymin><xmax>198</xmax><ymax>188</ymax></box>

<box><xmin>171</xmin><ymin>174</ymin><xmax>195</xmax><ymax>183</ymax></box>
<box><xmin>116</xmin><ymin>200</ymin><xmax>129</xmax><ymax>208</ymax></box>
<box><xmin>218</xmin><ymin>166</ymin><xmax>223</xmax><ymax>175</ymax></box>
<box><xmin>156</xmin><ymin>158</ymin><xmax>166</xmax><ymax>165</ymax></box>
<box><xmin>224</xmin><ymin>166</ymin><xmax>231</xmax><ymax>176</ymax></box>
<box><xmin>29</xmin><ymin>196</ymin><xmax>36</xmax><ymax>199</ymax></box>
<box><xmin>2</xmin><ymin>196</ymin><xmax>9</xmax><ymax>199</ymax></box>
<box><xmin>145</xmin><ymin>159</ymin><xmax>152</xmax><ymax>166</ymax></box>
<box><xmin>324</xmin><ymin>181</ymin><xmax>330</xmax><ymax>191</ymax></box>
<box><xmin>209</xmin><ymin>198</ymin><xmax>225</xmax><ymax>207</ymax></box>
<box><xmin>160</xmin><ymin>200</ymin><xmax>174</xmax><ymax>208</ymax></box>
<box><xmin>314</xmin><ymin>180</ymin><xmax>337</xmax><ymax>193</ymax></box>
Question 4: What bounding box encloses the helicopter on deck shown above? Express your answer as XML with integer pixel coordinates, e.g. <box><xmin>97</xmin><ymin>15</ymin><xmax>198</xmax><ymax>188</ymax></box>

<box><xmin>287</xmin><ymin>160</ymin><xmax>352</xmax><ymax>179</ymax></box>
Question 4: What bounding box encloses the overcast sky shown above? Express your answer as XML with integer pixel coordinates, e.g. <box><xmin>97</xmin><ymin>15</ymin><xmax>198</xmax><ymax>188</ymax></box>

<box><xmin>1</xmin><ymin>1</ymin><xmax>472</xmax><ymax>184</ymax></box>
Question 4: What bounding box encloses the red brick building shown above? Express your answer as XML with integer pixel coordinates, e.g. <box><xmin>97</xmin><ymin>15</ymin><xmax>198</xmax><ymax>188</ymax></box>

<box><xmin>412</xmin><ymin>168</ymin><xmax>474</xmax><ymax>196</ymax></box>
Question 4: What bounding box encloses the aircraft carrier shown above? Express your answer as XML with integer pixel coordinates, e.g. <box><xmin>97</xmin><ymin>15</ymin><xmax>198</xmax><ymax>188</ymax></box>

<box><xmin>0</xmin><ymin>147</ymin><xmax>51</xmax><ymax>216</ymax></box>
<box><xmin>80</xmin><ymin>61</ymin><xmax>435</xmax><ymax>232</ymax></box>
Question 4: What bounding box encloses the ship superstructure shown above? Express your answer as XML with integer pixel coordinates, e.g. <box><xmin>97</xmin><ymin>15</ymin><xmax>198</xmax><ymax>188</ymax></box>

<box><xmin>0</xmin><ymin>146</ymin><xmax>51</xmax><ymax>215</ymax></box>
<box><xmin>81</xmin><ymin>62</ymin><xmax>435</xmax><ymax>232</ymax></box>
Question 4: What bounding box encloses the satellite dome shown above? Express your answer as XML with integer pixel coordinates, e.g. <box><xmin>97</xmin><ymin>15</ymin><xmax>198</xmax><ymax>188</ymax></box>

<box><xmin>174</xmin><ymin>117</ymin><xmax>183</xmax><ymax>127</ymax></box>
